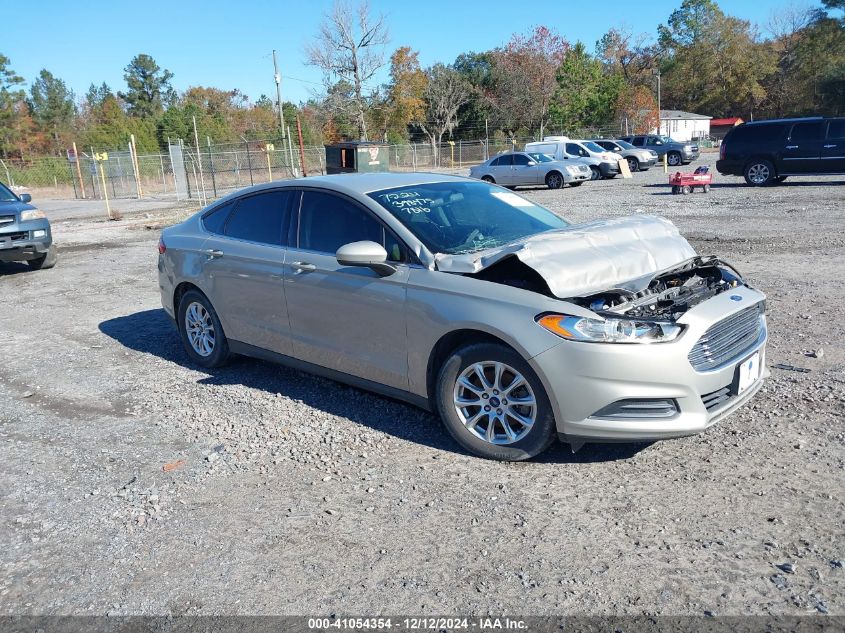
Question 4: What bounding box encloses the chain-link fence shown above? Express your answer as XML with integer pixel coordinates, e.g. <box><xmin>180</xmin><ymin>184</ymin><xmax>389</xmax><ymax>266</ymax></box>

<box><xmin>1</xmin><ymin>127</ymin><xmax>653</xmax><ymax>203</ymax></box>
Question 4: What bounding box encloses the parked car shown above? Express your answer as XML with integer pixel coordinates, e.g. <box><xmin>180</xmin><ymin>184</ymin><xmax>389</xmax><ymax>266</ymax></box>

<box><xmin>469</xmin><ymin>151</ymin><xmax>590</xmax><ymax>189</ymax></box>
<box><xmin>158</xmin><ymin>173</ymin><xmax>768</xmax><ymax>461</ymax></box>
<box><xmin>716</xmin><ymin>116</ymin><xmax>845</xmax><ymax>186</ymax></box>
<box><xmin>524</xmin><ymin>138</ymin><xmax>619</xmax><ymax>180</ymax></box>
<box><xmin>592</xmin><ymin>139</ymin><xmax>658</xmax><ymax>172</ymax></box>
<box><xmin>620</xmin><ymin>134</ymin><xmax>700</xmax><ymax>166</ymax></box>
<box><xmin>0</xmin><ymin>182</ymin><xmax>56</xmax><ymax>270</ymax></box>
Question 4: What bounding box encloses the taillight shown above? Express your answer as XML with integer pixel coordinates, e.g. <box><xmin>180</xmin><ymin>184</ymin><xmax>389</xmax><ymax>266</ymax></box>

<box><xmin>158</xmin><ymin>237</ymin><xmax>166</xmax><ymax>254</ymax></box>
<box><xmin>719</xmin><ymin>142</ymin><xmax>726</xmax><ymax>160</ymax></box>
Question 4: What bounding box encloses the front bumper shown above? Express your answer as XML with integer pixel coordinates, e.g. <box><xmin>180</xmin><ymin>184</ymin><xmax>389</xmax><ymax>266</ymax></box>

<box><xmin>598</xmin><ymin>162</ymin><xmax>619</xmax><ymax>177</ymax></box>
<box><xmin>529</xmin><ymin>286</ymin><xmax>768</xmax><ymax>442</ymax></box>
<box><xmin>682</xmin><ymin>149</ymin><xmax>700</xmax><ymax>162</ymax></box>
<box><xmin>0</xmin><ymin>221</ymin><xmax>52</xmax><ymax>262</ymax></box>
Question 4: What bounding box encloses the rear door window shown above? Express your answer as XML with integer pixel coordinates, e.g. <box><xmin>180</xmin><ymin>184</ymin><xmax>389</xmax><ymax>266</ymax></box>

<box><xmin>224</xmin><ymin>190</ymin><xmax>292</xmax><ymax>246</ymax></box>
<box><xmin>790</xmin><ymin>121</ymin><xmax>824</xmax><ymax>142</ymax></box>
<box><xmin>202</xmin><ymin>201</ymin><xmax>235</xmax><ymax>234</ymax></box>
<box><xmin>826</xmin><ymin>119</ymin><xmax>845</xmax><ymax>140</ymax></box>
<box><xmin>631</xmin><ymin>137</ymin><xmax>645</xmax><ymax>146</ymax></box>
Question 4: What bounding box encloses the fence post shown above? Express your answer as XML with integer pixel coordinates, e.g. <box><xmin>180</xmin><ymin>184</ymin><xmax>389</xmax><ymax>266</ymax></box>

<box><xmin>245</xmin><ymin>140</ymin><xmax>254</xmax><ymax>186</ymax></box>
<box><xmin>160</xmin><ymin>155</ymin><xmax>167</xmax><ymax>194</ymax></box>
<box><xmin>68</xmin><ymin>162</ymin><xmax>78</xmax><ymax>199</ymax></box>
<box><xmin>72</xmin><ymin>142</ymin><xmax>85</xmax><ymax>198</ymax></box>
<box><xmin>207</xmin><ymin>137</ymin><xmax>217</xmax><ymax>198</ymax></box>
<box><xmin>459</xmin><ymin>141</ymin><xmax>462</xmax><ymax>167</ymax></box>
<box><xmin>412</xmin><ymin>143</ymin><xmax>417</xmax><ymax>171</ymax></box>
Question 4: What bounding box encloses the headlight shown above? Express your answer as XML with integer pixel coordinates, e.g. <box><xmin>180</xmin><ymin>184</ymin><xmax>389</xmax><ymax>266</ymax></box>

<box><xmin>565</xmin><ymin>166</ymin><xmax>578</xmax><ymax>175</ymax></box>
<box><xmin>537</xmin><ymin>314</ymin><xmax>683</xmax><ymax>344</ymax></box>
<box><xmin>20</xmin><ymin>209</ymin><xmax>46</xmax><ymax>221</ymax></box>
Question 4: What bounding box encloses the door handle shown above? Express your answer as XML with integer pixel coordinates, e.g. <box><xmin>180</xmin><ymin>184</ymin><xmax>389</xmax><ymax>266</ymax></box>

<box><xmin>785</xmin><ymin>145</ymin><xmax>799</xmax><ymax>149</ymax></box>
<box><xmin>204</xmin><ymin>249</ymin><xmax>224</xmax><ymax>259</ymax></box>
<box><xmin>291</xmin><ymin>261</ymin><xmax>316</xmax><ymax>273</ymax></box>
<box><xmin>824</xmin><ymin>144</ymin><xmax>837</xmax><ymax>148</ymax></box>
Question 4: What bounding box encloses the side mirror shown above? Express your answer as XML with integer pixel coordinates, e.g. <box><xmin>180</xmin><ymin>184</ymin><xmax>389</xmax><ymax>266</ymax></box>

<box><xmin>336</xmin><ymin>240</ymin><xmax>396</xmax><ymax>277</ymax></box>
<box><xmin>20</xmin><ymin>193</ymin><xmax>32</xmax><ymax>203</ymax></box>
<box><xmin>527</xmin><ymin>161</ymin><xmax>536</xmax><ymax>166</ymax></box>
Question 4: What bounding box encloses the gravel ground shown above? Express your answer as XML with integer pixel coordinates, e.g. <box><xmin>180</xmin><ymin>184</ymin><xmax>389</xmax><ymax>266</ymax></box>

<box><xmin>1</xmin><ymin>154</ymin><xmax>843</xmax><ymax>617</ymax></box>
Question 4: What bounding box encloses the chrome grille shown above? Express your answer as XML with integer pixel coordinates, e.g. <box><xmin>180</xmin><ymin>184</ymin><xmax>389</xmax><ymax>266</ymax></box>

<box><xmin>688</xmin><ymin>303</ymin><xmax>764</xmax><ymax>371</ymax></box>
<box><xmin>0</xmin><ymin>215</ymin><xmax>14</xmax><ymax>226</ymax></box>
<box><xmin>0</xmin><ymin>231</ymin><xmax>28</xmax><ymax>242</ymax></box>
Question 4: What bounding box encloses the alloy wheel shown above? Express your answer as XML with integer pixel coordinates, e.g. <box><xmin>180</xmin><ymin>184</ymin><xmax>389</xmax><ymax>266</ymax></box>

<box><xmin>185</xmin><ymin>301</ymin><xmax>215</xmax><ymax>357</ymax></box>
<box><xmin>748</xmin><ymin>163</ymin><xmax>770</xmax><ymax>185</ymax></box>
<box><xmin>667</xmin><ymin>152</ymin><xmax>681</xmax><ymax>166</ymax></box>
<box><xmin>546</xmin><ymin>173</ymin><xmax>562</xmax><ymax>189</ymax></box>
<box><xmin>453</xmin><ymin>361</ymin><xmax>537</xmax><ymax>445</ymax></box>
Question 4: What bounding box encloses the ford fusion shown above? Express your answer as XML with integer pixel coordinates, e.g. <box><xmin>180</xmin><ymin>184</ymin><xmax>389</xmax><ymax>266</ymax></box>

<box><xmin>157</xmin><ymin>173</ymin><xmax>767</xmax><ymax>460</ymax></box>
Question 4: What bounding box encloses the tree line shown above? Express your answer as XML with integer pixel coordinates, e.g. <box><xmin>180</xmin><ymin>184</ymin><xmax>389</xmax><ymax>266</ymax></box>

<box><xmin>0</xmin><ymin>0</ymin><xmax>842</xmax><ymax>160</ymax></box>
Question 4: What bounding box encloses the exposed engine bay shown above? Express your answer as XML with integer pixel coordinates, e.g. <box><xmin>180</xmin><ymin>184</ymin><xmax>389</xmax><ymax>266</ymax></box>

<box><xmin>569</xmin><ymin>256</ymin><xmax>744</xmax><ymax>321</ymax></box>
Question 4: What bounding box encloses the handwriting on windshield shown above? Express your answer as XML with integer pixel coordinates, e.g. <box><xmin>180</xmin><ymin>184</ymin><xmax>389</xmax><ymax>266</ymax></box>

<box><xmin>381</xmin><ymin>190</ymin><xmax>433</xmax><ymax>213</ymax></box>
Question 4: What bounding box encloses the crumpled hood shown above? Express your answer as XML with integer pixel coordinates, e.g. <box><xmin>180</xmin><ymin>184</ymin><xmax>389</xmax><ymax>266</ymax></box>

<box><xmin>434</xmin><ymin>214</ymin><xmax>697</xmax><ymax>298</ymax></box>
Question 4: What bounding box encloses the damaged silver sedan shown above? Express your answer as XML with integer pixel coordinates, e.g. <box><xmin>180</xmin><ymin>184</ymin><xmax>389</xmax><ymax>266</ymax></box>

<box><xmin>158</xmin><ymin>173</ymin><xmax>767</xmax><ymax>461</ymax></box>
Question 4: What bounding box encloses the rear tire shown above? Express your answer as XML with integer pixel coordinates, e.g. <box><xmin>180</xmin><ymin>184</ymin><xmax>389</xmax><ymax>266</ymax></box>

<box><xmin>436</xmin><ymin>343</ymin><xmax>556</xmax><ymax>461</ymax></box>
<box><xmin>481</xmin><ymin>175</ymin><xmax>495</xmax><ymax>184</ymax></box>
<box><xmin>744</xmin><ymin>160</ymin><xmax>775</xmax><ymax>186</ymax></box>
<box><xmin>27</xmin><ymin>245</ymin><xmax>57</xmax><ymax>270</ymax></box>
<box><xmin>177</xmin><ymin>289</ymin><xmax>230</xmax><ymax>368</ymax></box>
<box><xmin>545</xmin><ymin>171</ymin><xmax>564</xmax><ymax>189</ymax></box>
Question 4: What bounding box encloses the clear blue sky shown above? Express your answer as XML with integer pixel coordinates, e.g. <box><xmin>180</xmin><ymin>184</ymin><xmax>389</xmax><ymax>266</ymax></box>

<box><xmin>3</xmin><ymin>0</ymin><xmax>818</xmax><ymax>105</ymax></box>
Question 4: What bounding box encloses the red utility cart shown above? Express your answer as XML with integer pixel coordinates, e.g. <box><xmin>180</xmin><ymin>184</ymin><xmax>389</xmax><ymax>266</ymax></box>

<box><xmin>670</xmin><ymin>166</ymin><xmax>712</xmax><ymax>194</ymax></box>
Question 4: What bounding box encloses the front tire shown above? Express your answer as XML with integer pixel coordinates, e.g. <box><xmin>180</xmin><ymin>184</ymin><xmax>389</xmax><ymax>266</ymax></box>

<box><xmin>667</xmin><ymin>151</ymin><xmax>682</xmax><ymax>167</ymax></box>
<box><xmin>545</xmin><ymin>171</ymin><xmax>564</xmax><ymax>189</ymax></box>
<box><xmin>27</xmin><ymin>245</ymin><xmax>57</xmax><ymax>270</ymax></box>
<box><xmin>177</xmin><ymin>289</ymin><xmax>230</xmax><ymax>368</ymax></box>
<box><xmin>626</xmin><ymin>157</ymin><xmax>639</xmax><ymax>173</ymax></box>
<box><xmin>436</xmin><ymin>343</ymin><xmax>556</xmax><ymax>461</ymax></box>
<box><xmin>744</xmin><ymin>160</ymin><xmax>775</xmax><ymax>186</ymax></box>
<box><xmin>589</xmin><ymin>166</ymin><xmax>601</xmax><ymax>181</ymax></box>
<box><xmin>569</xmin><ymin>181</ymin><xmax>583</xmax><ymax>187</ymax></box>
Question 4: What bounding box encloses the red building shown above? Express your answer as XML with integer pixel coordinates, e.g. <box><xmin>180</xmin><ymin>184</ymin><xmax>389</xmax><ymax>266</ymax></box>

<box><xmin>710</xmin><ymin>117</ymin><xmax>744</xmax><ymax>141</ymax></box>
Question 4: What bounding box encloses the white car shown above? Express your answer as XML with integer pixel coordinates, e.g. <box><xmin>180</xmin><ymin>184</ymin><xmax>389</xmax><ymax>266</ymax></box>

<box><xmin>469</xmin><ymin>152</ymin><xmax>590</xmax><ymax>189</ymax></box>
<box><xmin>525</xmin><ymin>137</ymin><xmax>620</xmax><ymax>180</ymax></box>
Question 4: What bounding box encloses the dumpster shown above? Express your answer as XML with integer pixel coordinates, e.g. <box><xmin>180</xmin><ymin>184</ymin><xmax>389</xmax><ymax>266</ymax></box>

<box><xmin>325</xmin><ymin>141</ymin><xmax>389</xmax><ymax>174</ymax></box>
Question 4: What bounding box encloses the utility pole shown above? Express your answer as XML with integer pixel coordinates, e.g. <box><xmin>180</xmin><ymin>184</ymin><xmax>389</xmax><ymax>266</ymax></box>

<box><xmin>273</xmin><ymin>50</ymin><xmax>286</xmax><ymax>139</ymax></box>
<box><xmin>653</xmin><ymin>67</ymin><xmax>662</xmax><ymax>136</ymax></box>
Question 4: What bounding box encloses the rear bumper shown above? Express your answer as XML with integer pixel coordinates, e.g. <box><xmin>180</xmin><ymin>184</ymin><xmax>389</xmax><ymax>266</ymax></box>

<box><xmin>599</xmin><ymin>162</ymin><xmax>619</xmax><ymax>177</ymax></box>
<box><xmin>716</xmin><ymin>159</ymin><xmax>743</xmax><ymax>176</ymax></box>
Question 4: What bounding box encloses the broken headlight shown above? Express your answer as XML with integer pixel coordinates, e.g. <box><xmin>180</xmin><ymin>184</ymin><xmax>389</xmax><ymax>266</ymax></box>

<box><xmin>537</xmin><ymin>314</ymin><xmax>683</xmax><ymax>344</ymax></box>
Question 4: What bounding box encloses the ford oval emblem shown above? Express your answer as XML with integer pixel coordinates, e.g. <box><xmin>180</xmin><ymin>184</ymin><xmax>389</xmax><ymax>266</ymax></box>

<box><xmin>730</xmin><ymin>295</ymin><xmax>743</xmax><ymax>302</ymax></box>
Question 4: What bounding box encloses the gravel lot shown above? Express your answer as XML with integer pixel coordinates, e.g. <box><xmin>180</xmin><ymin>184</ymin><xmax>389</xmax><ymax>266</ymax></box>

<box><xmin>1</xmin><ymin>154</ymin><xmax>843</xmax><ymax>617</ymax></box>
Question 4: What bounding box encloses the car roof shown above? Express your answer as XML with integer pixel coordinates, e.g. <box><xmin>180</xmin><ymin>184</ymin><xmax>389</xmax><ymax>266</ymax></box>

<box><xmin>215</xmin><ymin>172</ymin><xmax>473</xmax><ymax>201</ymax></box>
<box><xmin>742</xmin><ymin>116</ymin><xmax>823</xmax><ymax>126</ymax></box>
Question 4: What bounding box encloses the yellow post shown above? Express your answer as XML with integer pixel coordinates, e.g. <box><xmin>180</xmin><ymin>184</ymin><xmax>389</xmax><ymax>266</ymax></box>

<box><xmin>663</xmin><ymin>152</ymin><xmax>668</xmax><ymax>173</ymax></box>
<box><xmin>95</xmin><ymin>152</ymin><xmax>112</xmax><ymax>220</ymax></box>
<box><xmin>265</xmin><ymin>143</ymin><xmax>274</xmax><ymax>181</ymax></box>
<box><xmin>448</xmin><ymin>140</ymin><xmax>455</xmax><ymax>168</ymax></box>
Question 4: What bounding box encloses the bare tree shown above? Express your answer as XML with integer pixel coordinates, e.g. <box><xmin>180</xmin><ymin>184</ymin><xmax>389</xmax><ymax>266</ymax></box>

<box><xmin>414</xmin><ymin>64</ymin><xmax>471</xmax><ymax>166</ymax></box>
<box><xmin>306</xmin><ymin>0</ymin><xmax>388</xmax><ymax>140</ymax></box>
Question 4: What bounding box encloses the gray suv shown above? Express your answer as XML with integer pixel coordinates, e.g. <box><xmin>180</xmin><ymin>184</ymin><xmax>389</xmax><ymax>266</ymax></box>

<box><xmin>158</xmin><ymin>173</ymin><xmax>767</xmax><ymax>461</ymax></box>
<box><xmin>0</xmin><ymin>182</ymin><xmax>56</xmax><ymax>270</ymax></box>
<box><xmin>621</xmin><ymin>135</ymin><xmax>700</xmax><ymax>166</ymax></box>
